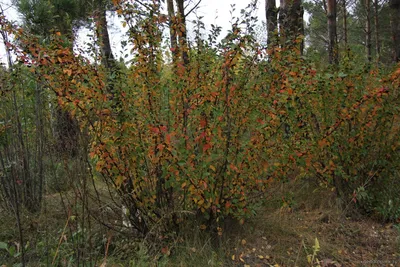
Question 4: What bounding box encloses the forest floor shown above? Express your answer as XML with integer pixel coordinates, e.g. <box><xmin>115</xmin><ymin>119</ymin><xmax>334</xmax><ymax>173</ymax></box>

<box><xmin>1</xmin><ymin>179</ymin><xmax>399</xmax><ymax>267</ymax></box>
<box><xmin>225</xmin><ymin>181</ymin><xmax>400</xmax><ymax>267</ymax></box>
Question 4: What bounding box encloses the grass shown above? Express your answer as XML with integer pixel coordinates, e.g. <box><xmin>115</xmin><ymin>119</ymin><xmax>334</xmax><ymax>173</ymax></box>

<box><xmin>1</xmin><ymin>177</ymin><xmax>399</xmax><ymax>266</ymax></box>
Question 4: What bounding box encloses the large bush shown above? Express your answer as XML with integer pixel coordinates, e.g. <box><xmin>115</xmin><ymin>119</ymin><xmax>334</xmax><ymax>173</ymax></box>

<box><xmin>4</xmin><ymin>1</ymin><xmax>400</xmax><ymax>240</ymax></box>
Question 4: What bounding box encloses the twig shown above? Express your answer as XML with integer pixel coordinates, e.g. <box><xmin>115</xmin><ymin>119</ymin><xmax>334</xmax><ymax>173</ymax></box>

<box><xmin>52</xmin><ymin>210</ymin><xmax>71</xmax><ymax>265</ymax></box>
<box><xmin>185</xmin><ymin>0</ymin><xmax>202</xmax><ymax>17</ymax></box>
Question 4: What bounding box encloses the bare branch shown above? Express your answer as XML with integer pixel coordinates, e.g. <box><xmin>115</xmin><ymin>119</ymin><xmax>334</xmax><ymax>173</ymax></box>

<box><xmin>185</xmin><ymin>0</ymin><xmax>202</xmax><ymax>18</ymax></box>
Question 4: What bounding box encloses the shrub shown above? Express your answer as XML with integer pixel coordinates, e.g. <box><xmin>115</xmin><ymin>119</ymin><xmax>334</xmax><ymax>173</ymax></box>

<box><xmin>6</xmin><ymin>0</ymin><xmax>400</xmax><ymax>242</ymax></box>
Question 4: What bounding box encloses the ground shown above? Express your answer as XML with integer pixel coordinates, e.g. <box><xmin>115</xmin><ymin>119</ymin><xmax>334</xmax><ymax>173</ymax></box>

<box><xmin>227</xmin><ymin>181</ymin><xmax>400</xmax><ymax>267</ymax></box>
<box><xmin>1</xmin><ymin>179</ymin><xmax>399</xmax><ymax>266</ymax></box>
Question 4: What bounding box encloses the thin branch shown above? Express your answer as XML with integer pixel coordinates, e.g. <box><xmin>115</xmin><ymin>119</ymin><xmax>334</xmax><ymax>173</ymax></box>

<box><xmin>185</xmin><ymin>0</ymin><xmax>202</xmax><ymax>18</ymax></box>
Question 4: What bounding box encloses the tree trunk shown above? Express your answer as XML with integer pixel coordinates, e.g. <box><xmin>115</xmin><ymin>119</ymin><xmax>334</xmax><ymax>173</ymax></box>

<box><xmin>365</xmin><ymin>0</ymin><xmax>372</xmax><ymax>62</ymax></box>
<box><xmin>374</xmin><ymin>0</ymin><xmax>381</xmax><ymax>62</ymax></box>
<box><xmin>97</xmin><ymin>9</ymin><xmax>115</xmax><ymax>70</ymax></box>
<box><xmin>279</xmin><ymin>0</ymin><xmax>304</xmax><ymax>53</ymax></box>
<box><xmin>342</xmin><ymin>0</ymin><xmax>348</xmax><ymax>56</ymax></box>
<box><xmin>167</xmin><ymin>0</ymin><xmax>178</xmax><ymax>62</ymax></box>
<box><xmin>95</xmin><ymin>7</ymin><xmax>122</xmax><ymax>110</ymax></box>
<box><xmin>389</xmin><ymin>0</ymin><xmax>400</xmax><ymax>62</ymax></box>
<box><xmin>175</xmin><ymin>0</ymin><xmax>189</xmax><ymax>65</ymax></box>
<box><xmin>327</xmin><ymin>0</ymin><xmax>338</xmax><ymax>65</ymax></box>
<box><xmin>266</xmin><ymin>0</ymin><xmax>278</xmax><ymax>46</ymax></box>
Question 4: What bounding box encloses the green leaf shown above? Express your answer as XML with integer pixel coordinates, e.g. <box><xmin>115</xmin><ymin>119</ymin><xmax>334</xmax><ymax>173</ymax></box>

<box><xmin>8</xmin><ymin>245</ymin><xmax>15</xmax><ymax>256</ymax></box>
<box><xmin>0</xmin><ymin>241</ymin><xmax>8</xmax><ymax>250</ymax></box>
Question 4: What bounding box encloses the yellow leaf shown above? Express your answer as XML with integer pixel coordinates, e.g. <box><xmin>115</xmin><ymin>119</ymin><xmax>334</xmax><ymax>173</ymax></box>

<box><xmin>122</xmin><ymin>21</ymin><xmax>127</xmax><ymax>28</ymax></box>
<box><xmin>63</xmin><ymin>68</ymin><xmax>72</xmax><ymax>76</ymax></box>
<box><xmin>239</xmin><ymin>255</ymin><xmax>245</xmax><ymax>262</ymax></box>
<box><xmin>209</xmin><ymin>165</ymin><xmax>216</xmax><ymax>172</ymax></box>
<box><xmin>231</xmin><ymin>255</ymin><xmax>235</xmax><ymax>261</ymax></box>
<box><xmin>313</xmin><ymin>237</ymin><xmax>320</xmax><ymax>252</ymax></box>
<box><xmin>258</xmin><ymin>255</ymin><xmax>264</xmax><ymax>259</ymax></box>
<box><xmin>197</xmin><ymin>198</ymin><xmax>204</xmax><ymax>206</ymax></box>
<box><xmin>241</xmin><ymin>239</ymin><xmax>246</xmax><ymax>245</ymax></box>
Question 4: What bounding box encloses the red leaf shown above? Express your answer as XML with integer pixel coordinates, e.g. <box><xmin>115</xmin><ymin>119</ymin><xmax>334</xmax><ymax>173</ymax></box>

<box><xmin>151</xmin><ymin>127</ymin><xmax>160</xmax><ymax>134</ymax></box>
<box><xmin>160</xmin><ymin>125</ymin><xmax>167</xmax><ymax>132</ymax></box>
<box><xmin>200</xmin><ymin>118</ymin><xmax>207</xmax><ymax>128</ymax></box>
<box><xmin>203</xmin><ymin>143</ymin><xmax>211</xmax><ymax>152</ymax></box>
<box><xmin>165</xmin><ymin>134</ymin><xmax>171</xmax><ymax>145</ymax></box>
<box><xmin>157</xmin><ymin>143</ymin><xmax>165</xmax><ymax>152</ymax></box>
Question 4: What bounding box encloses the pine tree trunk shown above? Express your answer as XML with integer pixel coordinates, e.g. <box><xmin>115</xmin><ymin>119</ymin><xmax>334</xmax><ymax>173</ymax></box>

<box><xmin>342</xmin><ymin>0</ymin><xmax>348</xmax><ymax>56</ymax></box>
<box><xmin>266</xmin><ymin>0</ymin><xmax>278</xmax><ymax>46</ymax></box>
<box><xmin>365</xmin><ymin>0</ymin><xmax>372</xmax><ymax>62</ymax></box>
<box><xmin>374</xmin><ymin>0</ymin><xmax>381</xmax><ymax>62</ymax></box>
<box><xmin>327</xmin><ymin>0</ymin><xmax>338</xmax><ymax>65</ymax></box>
<box><xmin>390</xmin><ymin>0</ymin><xmax>400</xmax><ymax>62</ymax></box>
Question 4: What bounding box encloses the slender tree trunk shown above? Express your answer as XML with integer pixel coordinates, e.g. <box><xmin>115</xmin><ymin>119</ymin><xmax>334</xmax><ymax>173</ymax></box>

<box><xmin>327</xmin><ymin>0</ymin><xmax>338</xmax><ymax>65</ymax></box>
<box><xmin>12</xmin><ymin>171</ymin><xmax>26</xmax><ymax>267</ymax></box>
<box><xmin>389</xmin><ymin>0</ymin><xmax>400</xmax><ymax>62</ymax></box>
<box><xmin>342</xmin><ymin>0</ymin><xmax>348</xmax><ymax>56</ymax></box>
<box><xmin>176</xmin><ymin>0</ymin><xmax>189</xmax><ymax>65</ymax></box>
<box><xmin>97</xmin><ymin>9</ymin><xmax>115</xmax><ymax>70</ymax></box>
<box><xmin>95</xmin><ymin>6</ymin><xmax>122</xmax><ymax>112</ymax></box>
<box><xmin>34</xmin><ymin>82</ymin><xmax>44</xmax><ymax>211</ymax></box>
<box><xmin>365</xmin><ymin>0</ymin><xmax>372</xmax><ymax>62</ymax></box>
<box><xmin>167</xmin><ymin>0</ymin><xmax>178</xmax><ymax>62</ymax></box>
<box><xmin>373</xmin><ymin>0</ymin><xmax>381</xmax><ymax>62</ymax></box>
<box><xmin>266</xmin><ymin>0</ymin><xmax>278</xmax><ymax>46</ymax></box>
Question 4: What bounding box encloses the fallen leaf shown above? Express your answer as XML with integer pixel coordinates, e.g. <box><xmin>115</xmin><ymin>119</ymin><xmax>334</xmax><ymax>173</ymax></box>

<box><xmin>161</xmin><ymin>246</ymin><xmax>170</xmax><ymax>256</ymax></box>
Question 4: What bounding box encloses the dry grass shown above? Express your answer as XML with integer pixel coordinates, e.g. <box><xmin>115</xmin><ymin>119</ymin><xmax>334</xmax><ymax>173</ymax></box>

<box><xmin>1</xmin><ymin>178</ymin><xmax>399</xmax><ymax>266</ymax></box>
<box><xmin>226</xmin><ymin>179</ymin><xmax>400</xmax><ymax>267</ymax></box>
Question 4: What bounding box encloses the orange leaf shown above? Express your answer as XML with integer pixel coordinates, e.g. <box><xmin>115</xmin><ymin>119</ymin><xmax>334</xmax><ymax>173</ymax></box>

<box><xmin>157</xmin><ymin>143</ymin><xmax>165</xmax><ymax>152</ymax></box>
<box><xmin>63</xmin><ymin>68</ymin><xmax>72</xmax><ymax>76</ymax></box>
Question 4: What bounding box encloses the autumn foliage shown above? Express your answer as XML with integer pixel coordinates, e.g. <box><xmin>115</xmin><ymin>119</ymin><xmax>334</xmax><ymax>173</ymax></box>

<box><xmin>1</xmin><ymin>1</ymin><xmax>400</xmax><ymax>240</ymax></box>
